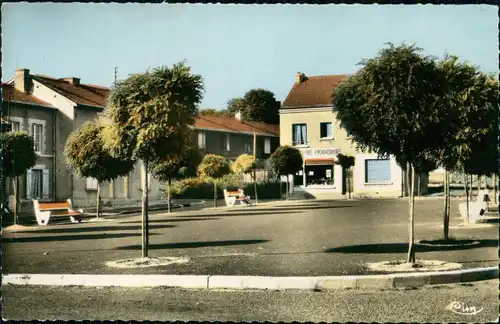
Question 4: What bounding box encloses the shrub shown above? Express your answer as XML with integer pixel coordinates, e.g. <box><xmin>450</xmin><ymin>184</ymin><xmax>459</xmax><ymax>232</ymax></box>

<box><xmin>166</xmin><ymin>176</ymin><xmax>281</xmax><ymax>200</ymax></box>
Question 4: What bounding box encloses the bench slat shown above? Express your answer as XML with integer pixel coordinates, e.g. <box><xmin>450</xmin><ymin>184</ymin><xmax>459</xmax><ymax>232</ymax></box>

<box><xmin>39</xmin><ymin>203</ymin><xmax>71</xmax><ymax>209</ymax></box>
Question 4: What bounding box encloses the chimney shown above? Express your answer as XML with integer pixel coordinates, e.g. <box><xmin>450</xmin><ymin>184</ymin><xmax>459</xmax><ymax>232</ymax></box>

<box><xmin>295</xmin><ymin>72</ymin><xmax>306</xmax><ymax>83</ymax></box>
<box><xmin>62</xmin><ymin>77</ymin><xmax>80</xmax><ymax>85</ymax></box>
<box><xmin>235</xmin><ymin>111</ymin><xmax>242</xmax><ymax>121</ymax></box>
<box><xmin>14</xmin><ymin>68</ymin><xmax>31</xmax><ymax>93</ymax></box>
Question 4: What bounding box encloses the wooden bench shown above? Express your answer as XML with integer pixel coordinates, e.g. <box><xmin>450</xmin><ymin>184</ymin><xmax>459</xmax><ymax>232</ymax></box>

<box><xmin>223</xmin><ymin>189</ymin><xmax>252</xmax><ymax>207</ymax></box>
<box><xmin>32</xmin><ymin>199</ymin><xmax>84</xmax><ymax>226</ymax></box>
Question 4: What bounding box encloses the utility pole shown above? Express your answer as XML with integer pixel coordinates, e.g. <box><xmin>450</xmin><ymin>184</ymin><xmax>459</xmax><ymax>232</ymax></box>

<box><xmin>114</xmin><ymin>66</ymin><xmax>118</xmax><ymax>85</ymax></box>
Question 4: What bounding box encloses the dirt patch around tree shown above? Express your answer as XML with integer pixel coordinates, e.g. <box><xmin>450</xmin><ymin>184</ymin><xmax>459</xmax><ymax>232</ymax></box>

<box><xmin>418</xmin><ymin>239</ymin><xmax>480</xmax><ymax>247</ymax></box>
<box><xmin>2</xmin><ymin>224</ymin><xmax>34</xmax><ymax>232</ymax></box>
<box><xmin>105</xmin><ymin>256</ymin><xmax>190</xmax><ymax>268</ymax></box>
<box><xmin>366</xmin><ymin>259</ymin><xmax>463</xmax><ymax>272</ymax></box>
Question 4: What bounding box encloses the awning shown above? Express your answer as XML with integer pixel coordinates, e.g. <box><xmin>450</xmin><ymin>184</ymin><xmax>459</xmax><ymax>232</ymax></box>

<box><xmin>304</xmin><ymin>158</ymin><xmax>336</xmax><ymax>166</ymax></box>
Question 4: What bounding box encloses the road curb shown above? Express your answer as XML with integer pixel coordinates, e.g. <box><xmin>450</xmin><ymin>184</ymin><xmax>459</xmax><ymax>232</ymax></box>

<box><xmin>117</xmin><ymin>200</ymin><xmax>206</xmax><ymax>215</ymax></box>
<box><xmin>4</xmin><ymin>267</ymin><xmax>497</xmax><ymax>290</ymax></box>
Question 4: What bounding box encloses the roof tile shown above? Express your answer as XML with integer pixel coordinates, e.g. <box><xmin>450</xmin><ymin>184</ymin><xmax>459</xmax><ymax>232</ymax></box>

<box><xmin>1</xmin><ymin>84</ymin><xmax>54</xmax><ymax>108</ymax></box>
<box><xmin>282</xmin><ymin>74</ymin><xmax>348</xmax><ymax>108</ymax></box>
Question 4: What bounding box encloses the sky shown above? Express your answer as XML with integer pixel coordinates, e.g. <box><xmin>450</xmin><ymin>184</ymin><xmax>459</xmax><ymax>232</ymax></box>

<box><xmin>2</xmin><ymin>4</ymin><xmax>498</xmax><ymax>109</ymax></box>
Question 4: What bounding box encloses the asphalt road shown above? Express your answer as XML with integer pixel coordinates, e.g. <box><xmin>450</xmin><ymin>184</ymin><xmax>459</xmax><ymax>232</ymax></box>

<box><xmin>2</xmin><ymin>279</ymin><xmax>498</xmax><ymax>322</ymax></box>
<box><xmin>3</xmin><ymin>199</ymin><xmax>498</xmax><ymax>276</ymax></box>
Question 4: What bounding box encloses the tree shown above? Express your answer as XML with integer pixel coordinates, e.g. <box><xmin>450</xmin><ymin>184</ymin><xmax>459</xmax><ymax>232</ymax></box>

<box><xmin>334</xmin><ymin>43</ymin><xmax>448</xmax><ymax>264</ymax></box>
<box><xmin>270</xmin><ymin>146</ymin><xmax>303</xmax><ymax>200</ymax></box>
<box><xmin>199</xmin><ymin>108</ymin><xmax>233</xmax><ymax>118</ymax></box>
<box><xmin>150</xmin><ymin>138</ymin><xmax>202</xmax><ymax>213</ymax></box>
<box><xmin>197</xmin><ymin>154</ymin><xmax>231</xmax><ymax>207</ymax></box>
<box><xmin>0</xmin><ymin>132</ymin><xmax>37</xmax><ymax>223</ymax></box>
<box><xmin>103</xmin><ymin>61</ymin><xmax>204</xmax><ymax>258</ymax></box>
<box><xmin>435</xmin><ymin>55</ymin><xmax>498</xmax><ymax>234</ymax></box>
<box><xmin>65</xmin><ymin>121</ymin><xmax>135</xmax><ymax>219</ymax></box>
<box><xmin>227</xmin><ymin>89</ymin><xmax>280</xmax><ymax>124</ymax></box>
<box><xmin>233</xmin><ymin>153</ymin><xmax>259</xmax><ymax>204</ymax></box>
<box><xmin>336</xmin><ymin>154</ymin><xmax>355</xmax><ymax>199</ymax></box>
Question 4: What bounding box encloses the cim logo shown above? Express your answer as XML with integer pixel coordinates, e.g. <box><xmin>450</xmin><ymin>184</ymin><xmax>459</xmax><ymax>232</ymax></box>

<box><xmin>446</xmin><ymin>301</ymin><xmax>483</xmax><ymax>315</ymax></box>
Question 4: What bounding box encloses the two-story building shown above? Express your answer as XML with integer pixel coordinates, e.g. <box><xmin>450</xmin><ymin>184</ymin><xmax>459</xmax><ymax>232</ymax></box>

<box><xmin>280</xmin><ymin>72</ymin><xmax>427</xmax><ymax>199</ymax></box>
<box><xmin>1</xmin><ymin>68</ymin><xmax>280</xmax><ymax>211</ymax></box>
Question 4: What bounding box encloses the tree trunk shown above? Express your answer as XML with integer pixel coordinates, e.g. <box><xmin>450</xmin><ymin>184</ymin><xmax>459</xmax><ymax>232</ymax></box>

<box><xmin>464</xmin><ymin>174</ymin><xmax>470</xmax><ymax>224</ymax></box>
<box><xmin>406</xmin><ymin>162</ymin><xmax>416</xmax><ymax>264</ymax></box>
<box><xmin>493</xmin><ymin>173</ymin><xmax>498</xmax><ymax>205</ymax></box>
<box><xmin>141</xmin><ymin>160</ymin><xmax>149</xmax><ymax>258</ymax></box>
<box><xmin>213</xmin><ymin>181</ymin><xmax>217</xmax><ymax>208</ymax></box>
<box><xmin>469</xmin><ymin>174</ymin><xmax>473</xmax><ymax>200</ymax></box>
<box><xmin>167</xmin><ymin>178</ymin><xmax>172</xmax><ymax>213</ymax></box>
<box><xmin>417</xmin><ymin>173</ymin><xmax>421</xmax><ymax>197</ymax></box>
<box><xmin>285</xmin><ymin>177</ymin><xmax>289</xmax><ymax>200</ymax></box>
<box><xmin>253</xmin><ymin>172</ymin><xmax>258</xmax><ymax>205</ymax></box>
<box><xmin>12</xmin><ymin>177</ymin><xmax>18</xmax><ymax>225</ymax></box>
<box><xmin>348</xmin><ymin>168</ymin><xmax>351</xmax><ymax>199</ymax></box>
<box><xmin>443</xmin><ymin>170</ymin><xmax>449</xmax><ymax>241</ymax></box>
<box><xmin>96</xmin><ymin>183</ymin><xmax>101</xmax><ymax>219</ymax></box>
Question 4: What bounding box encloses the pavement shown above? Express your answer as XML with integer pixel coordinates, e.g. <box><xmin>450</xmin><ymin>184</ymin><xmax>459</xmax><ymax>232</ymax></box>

<box><xmin>3</xmin><ymin>279</ymin><xmax>499</xmax><ymax>321</ymax></box>
<box><xmin>3</xmin><ymin>199</ymin><xmax>498</xmax><ymax>286</ymax></box>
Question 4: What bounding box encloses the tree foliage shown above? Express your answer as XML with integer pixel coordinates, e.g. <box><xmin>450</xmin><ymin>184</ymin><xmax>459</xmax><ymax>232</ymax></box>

<box><xmin>103</xmin><ymin>61</ymin><xmax>205</xmax><ymax>164</ymax></box>
<box><xmin>65</xmin><ymin>121</ymin><xmax>135</xmax><ymax>183</ymax></box>
<box><xmin>270</xmin><ymin>146</ymin><xmax>303</xmax><ymax>176</ymax></box>
<box><xmin>197</xmin><ymin>154</ymin><xmax>231</xmax><ymax>179</ymax></box>
<box><xmin>199</xmin><ymin>108</ymin><xmax>233</xmax><ymax>118</ymax></box>
<box><xmin>336</xmin><ymin>153</ymin><xmax>355</xmax><ymax>169</ymax></box>
<box><xmin>232</xmin><ymin>154</ymin><xmax>256</xmax><ymax>174</ymax></box>
<box><xmin>227</xmin><ymin>89</ymin><xmax>280</xmax><ymax>124</ymax></box>
<box><xmin>334</xmin><ymin>43</ymin><xmax>447</xmax><ymax>167</ymax></box>
<box><xmin>0</xmin><ymin>132</ymin><xmax>37</xmax><ymax>178</ymax></box>
<box><xmin>150</xmin><ymin>137</ymin><xmax>202</xmax><ymax>182</ymax></box>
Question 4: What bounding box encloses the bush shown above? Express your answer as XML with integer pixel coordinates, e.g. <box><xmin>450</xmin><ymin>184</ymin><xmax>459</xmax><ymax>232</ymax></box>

<box><xmin>166</xmin><ymin>175</ymin><xmax>281</xmax><ymax>200</ymax></box>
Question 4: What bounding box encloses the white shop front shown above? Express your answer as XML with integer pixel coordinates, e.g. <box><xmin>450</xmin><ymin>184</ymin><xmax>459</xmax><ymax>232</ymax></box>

<box><xmin>296</xmin><ymin>147</ymin><xmax>342</xmax><ymax>189</ymax></box>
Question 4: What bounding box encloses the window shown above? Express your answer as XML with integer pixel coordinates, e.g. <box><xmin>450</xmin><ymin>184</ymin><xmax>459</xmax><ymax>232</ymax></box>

<box><xmin>292</xmin><ymin>124</ymin><xmax>307</xmax><ymax>146</ymax></box>
<box><xmin>10</xmin><ymin>121</ymin><xmax>20</xmax><ymax>132</ymax></box>
<box><xmin>198</xmin><ymin>131</ymin><xmax>206</xmax><ymax>149</ymax></box>
<box><xmin>244</xmin><ymin>138</ymin><xmax>252</xmax><ymax>153</ymax></box>
<box><xmin>86</xmin><ymin>177</ymin><xmax>98</xmax><ymax>190</ymax></box>
<box><xmin>31</xmin><ymin>123</ymin><xmax>43</xmax><ymax>153</ymax></box>
<box><xmin>264</xmin><ymin>138</ymin><xmax>271</xmax><ymax>154</ymax></box>
<box><xmin>320</xmin><ymin>122</ymin><xmax>332</xmax><ymax>139</ymax></box>
<box><xmin>220</xmin><ymin>133</ymin><xmax>230</xmax><ymax>151</ymax></box>
<box><xmin>26</xmin><ymin>168</ymin><xmax>49</xmax><ymax>199</ymax></box>
<box><xmin>365</xmin><ymin>159</ymin><xmax>391</xmax><ymax>183</ymax></box>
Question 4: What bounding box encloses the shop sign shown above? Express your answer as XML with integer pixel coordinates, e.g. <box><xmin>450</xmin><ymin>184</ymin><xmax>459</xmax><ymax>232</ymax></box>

<box><xmin>299</xmin><ymin>147</ymin><xmax>341</xmax><ymax>158</ymax></box>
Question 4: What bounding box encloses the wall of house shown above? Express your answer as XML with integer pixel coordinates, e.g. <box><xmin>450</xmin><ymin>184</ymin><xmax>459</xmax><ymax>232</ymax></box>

<box><xmin>1</xmin><ymin>102</ymin><xmax>56</xmax><ymax>206</ymax></box>
<box><xmin>195</xmin><ymin>129</ymin><xmax>278</xmax><ymax>161</ymax></box>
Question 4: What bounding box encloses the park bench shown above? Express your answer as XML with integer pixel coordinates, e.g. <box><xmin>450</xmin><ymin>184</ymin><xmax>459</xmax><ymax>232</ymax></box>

<box><xmin>32</xmin><ymin>199</ymin><xmax>84</xmax><ymax>226</ymax></box>
<box><xmin>457</xmin><ymin>190</ymin><xmax>493</xmax><ymax>224</ymax></box>
<box><xmin>223</xmin><ymin>188</ymin><xmax>252</xmax><ymax>207</ymax></box>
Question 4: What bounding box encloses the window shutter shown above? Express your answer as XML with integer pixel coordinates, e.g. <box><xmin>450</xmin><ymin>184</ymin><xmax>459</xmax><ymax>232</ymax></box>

<box><xmin>264</xmin><ymin>138</ymin><xmax>271</xmax><ymax>154</ymax></box>
<box><xmin>226</xmin><ymin>134</ymin><xmax>230</xmax><ymax>151</ymax></box>
<box><xmin>26</xmin><ymin>169</ymin><xmax>33</xmax><ymax>199</ymax></box>
<box><xmin>41</xmin><ymin>124</ymin><xmax>46</xmax><ymax>154</ymax></box>
<box><xmin>42</xmin><ymin>169</ymin><xmax>50</xmax><ymax>199</ymax></box>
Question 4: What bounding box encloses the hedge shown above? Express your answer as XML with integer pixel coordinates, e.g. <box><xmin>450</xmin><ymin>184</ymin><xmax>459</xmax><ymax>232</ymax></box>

<box><xmin>163</xmin><ymin>174</ymin><xmax>282</xmax><ymax>200</ymax></box>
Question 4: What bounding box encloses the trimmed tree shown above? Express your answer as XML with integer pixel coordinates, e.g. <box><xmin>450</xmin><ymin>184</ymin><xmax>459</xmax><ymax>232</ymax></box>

<box><xmin>65</xmin><ymin>121</ymin><xmax>135</xmax><ymax>219</ymax></box>
<box><xmin>197</xmin><ymin>154</ymin><xmax>231</xmax><ymax>207</ymax></box>
<box><xmin>150</xmin><ymin>141</ymin><xmax>202</xmax><ymax>213</ymax></box>
<box><xmin>103</xmin><ymin>61</ymin><xmax>204</xmax><ymax>258</ymax></box>
<box><xmin>232</xmin><ymin>153</ymin><xmax>259</xmax><ymax>204</ymax></box>
<box><xmin>269</xmin><ymin>146</ymin><xmax>303</xmax><ymax>200</ymax></box>
<box><xmin>333</xmin><ymin>43</ymin><xmax>448</xmax><ymax>264</ymax></box>
<box><xmin>336</xmin><ymin>153</ymin><xmax>355</xmax><ymax>199</ymax></box>
<box><xmin>0</xmin><ymin>132</ymin><xmax>37</xmax><ymax>223</ymax></box>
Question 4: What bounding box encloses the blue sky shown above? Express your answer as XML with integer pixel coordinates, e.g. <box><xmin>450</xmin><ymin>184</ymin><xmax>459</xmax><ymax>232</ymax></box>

<box><xmin>2</xmin><ymin>4</ymin><xmax>497</xmax><ymax>108</ymax></box>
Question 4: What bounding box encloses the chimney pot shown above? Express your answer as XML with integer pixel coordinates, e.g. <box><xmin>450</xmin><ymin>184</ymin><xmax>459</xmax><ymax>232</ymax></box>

<box><xmin>62</xmin><ymin>77</ymin><xmax>80</xmax><ymax>85</ymax></box>
<box><xmin>14</xmin><ymin>68</ymin><xmax>31</xmax><ymax>93</ymax></box>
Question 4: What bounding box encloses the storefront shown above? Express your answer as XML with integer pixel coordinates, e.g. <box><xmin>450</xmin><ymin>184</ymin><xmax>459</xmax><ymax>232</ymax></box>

<box><xmin>297</xmin><ymin>148</ymin><xmax>341</xmax><ymax>188</ymax></box>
